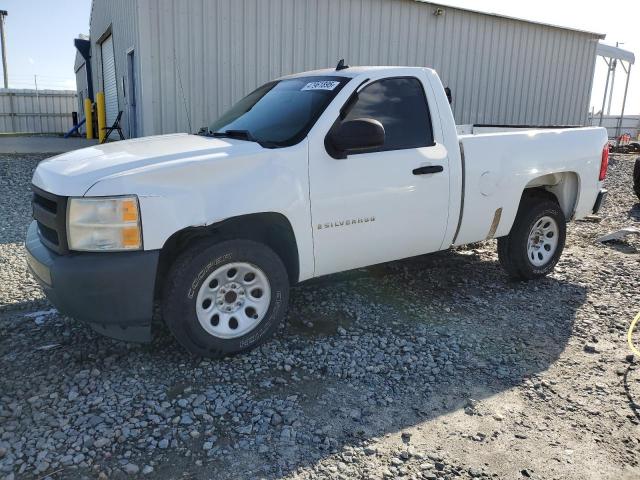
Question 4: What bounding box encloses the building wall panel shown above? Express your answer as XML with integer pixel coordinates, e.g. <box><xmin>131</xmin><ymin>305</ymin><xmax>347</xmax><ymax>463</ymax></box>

<box><xmin>75</xmin><ymin>61</ymin><xmax>89</xmax><ymax>118</ymax></box>
<box><xmin>74</xmin><ymin>49</ymin><xmax>89</xmax><ymax>132</ymax></box>
<box><xmin>89</xmin><ymin>0</ymin><xmax>140</xmax><ymax>137</ymax></box>
<box><xmin>131</xmin><ymin>0</ymin><xmax>601</xmax><ymax>136</ymax></box>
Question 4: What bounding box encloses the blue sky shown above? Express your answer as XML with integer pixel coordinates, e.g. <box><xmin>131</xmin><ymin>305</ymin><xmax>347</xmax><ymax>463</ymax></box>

<box><xmin>0</xmin><ymin>0</ymin><xmax>91</xmax><ymax>90</ymax></box>
<box><xmin>0</xmin><ymin>0</ymin><xmax>637</xmax><ymax>114</ymax></box>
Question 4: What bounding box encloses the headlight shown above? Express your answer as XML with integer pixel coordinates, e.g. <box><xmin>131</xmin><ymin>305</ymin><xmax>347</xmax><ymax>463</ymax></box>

<box><xmin>67</xmin><ymin>196</ymin><xmax>142</xmax><ymax>251</ymax></box>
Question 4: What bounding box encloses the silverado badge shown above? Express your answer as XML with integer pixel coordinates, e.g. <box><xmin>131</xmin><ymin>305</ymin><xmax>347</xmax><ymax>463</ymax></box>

<box><xmin>317</xmin><ymin>217</ymin><xmax>376</xmax><ymax>230</ymax></box>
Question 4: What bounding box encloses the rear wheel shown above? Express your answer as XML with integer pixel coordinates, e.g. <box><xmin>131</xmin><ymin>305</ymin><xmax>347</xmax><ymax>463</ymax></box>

<box><xmin>498</xmin><ymin>195</ymin><xmax>566</xmax><ymax>280</ymax></box>
<box><xmin>162</xmin><ymin>239</ymin><xmax>289</xmax><ymax>358</ymax></box>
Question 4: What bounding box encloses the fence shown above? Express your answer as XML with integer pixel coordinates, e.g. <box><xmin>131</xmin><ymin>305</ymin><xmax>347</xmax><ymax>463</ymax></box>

<box><xmin>589</xmin><ymin>114</ymin><xmax>640</xmax><ymax>140</ymax></box>
<box><xmin>0</xmin><ymin>89</ymin><xmax>78</xmax><ymax>135</ymax></box>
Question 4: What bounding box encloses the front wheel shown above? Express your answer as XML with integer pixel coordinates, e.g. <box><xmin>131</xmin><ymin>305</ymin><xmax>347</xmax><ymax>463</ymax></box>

<box><xmin>498</xmin><ymin>196</ymin><xmax>566</xmax><ymax>280</ymax></box>
<box><xmin>162</xmin><ymin>239</ymin><xmax>289</xmax><ymax>358</ymax></box>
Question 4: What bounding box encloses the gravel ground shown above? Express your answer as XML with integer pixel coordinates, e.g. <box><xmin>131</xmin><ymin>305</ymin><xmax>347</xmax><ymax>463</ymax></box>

<box><xmin>1</xmin><ymin>153</ymin><xmax>639</xmax><ymax>480</ymax></box>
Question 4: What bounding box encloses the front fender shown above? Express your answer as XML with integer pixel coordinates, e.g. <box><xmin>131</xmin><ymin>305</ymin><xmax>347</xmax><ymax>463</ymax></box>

<box><xmin>85</xmin><ymin>141</ymin><xmax>315</xmax><ymax>281</ymax></box>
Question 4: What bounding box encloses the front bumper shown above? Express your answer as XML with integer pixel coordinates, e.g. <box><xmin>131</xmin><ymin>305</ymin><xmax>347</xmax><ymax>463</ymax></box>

<box><xmin>592</xmin><ymin>188</ymin><xmax>608</xmax><ymax>214</ymax></box>
<box><xmin>25</xmin><ymin>221</ymin><xmax>159</xmax><ymax>342</ymax></box>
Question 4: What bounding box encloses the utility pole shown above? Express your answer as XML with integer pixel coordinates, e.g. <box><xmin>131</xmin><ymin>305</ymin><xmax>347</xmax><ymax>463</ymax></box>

<box><xmin>35</xmin><ymin>74</ymin><xmax>42</xmax><ymax>132</ymax></box>
<box><xmin>0</xmin><ymin>10</ymin><xmax>8</xmax><ymax>89</ymax></box>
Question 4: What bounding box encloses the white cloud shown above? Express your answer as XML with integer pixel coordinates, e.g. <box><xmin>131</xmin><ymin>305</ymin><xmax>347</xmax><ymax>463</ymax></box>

<box><xmin>28</xmin><ymin>57</ymin><xmax>35</xmax><ymax>65</ymax></box>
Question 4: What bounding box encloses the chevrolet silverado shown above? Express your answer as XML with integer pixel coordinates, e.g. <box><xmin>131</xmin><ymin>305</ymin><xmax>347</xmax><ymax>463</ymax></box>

<box><xmin>26</xmin><ymin>65</ymin><xmax>609</xmax><ymax>357</ymax></box>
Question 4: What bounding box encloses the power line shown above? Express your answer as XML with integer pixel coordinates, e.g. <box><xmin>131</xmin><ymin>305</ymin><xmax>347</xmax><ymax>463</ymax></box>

<box><xmin>8</xmin><ymin>81</ymin><xmax>75</xmax><ymax>86</ymax></box>
<box><xmin>10</xmin><ymin>74</ymin><xmax>76</xmax><ymax>80</ymax></box>
<box><xmin>9</xmin><ymin>76</ymin><xmax>74</xmax><ymax>81</ymax></box>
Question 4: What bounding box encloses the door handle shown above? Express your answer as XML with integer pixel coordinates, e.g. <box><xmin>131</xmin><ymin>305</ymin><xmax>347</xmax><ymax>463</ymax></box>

<box><xmin>413</xmin><ymin>165</ymin><xmax>444</xmax><ymax>175</ymax></box>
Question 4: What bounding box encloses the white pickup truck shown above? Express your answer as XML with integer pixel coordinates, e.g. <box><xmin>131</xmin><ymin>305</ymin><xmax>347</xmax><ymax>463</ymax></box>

<box><xmin>27</xmin><ymin>65</ymin><xmax>609</xmax><ymax>357</ymax></box>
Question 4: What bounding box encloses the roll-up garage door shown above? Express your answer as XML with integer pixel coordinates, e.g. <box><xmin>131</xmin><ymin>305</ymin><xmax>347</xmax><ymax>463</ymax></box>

<box><xmin>101</xmin><ymin>35</ymin><xmax>118</xmax><ymax>127</ymax></box>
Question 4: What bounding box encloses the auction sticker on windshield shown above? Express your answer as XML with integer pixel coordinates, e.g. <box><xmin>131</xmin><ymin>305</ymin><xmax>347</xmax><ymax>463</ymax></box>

<box><xmin>301</xmin><ymin>81</ymin><xmax>341</xmax><ymax>91</ymax></box>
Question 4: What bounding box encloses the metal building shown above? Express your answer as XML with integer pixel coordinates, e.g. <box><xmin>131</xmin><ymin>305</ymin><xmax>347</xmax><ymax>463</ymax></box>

<box><xmin>74</xmin><ymin>35</ymin><xmax>92</xmax><ymax>131</ymax></box>
<box><xmin>80</xmin><ymin>0</ymin><xmax>605</xmax><ymax>139</ymax></box>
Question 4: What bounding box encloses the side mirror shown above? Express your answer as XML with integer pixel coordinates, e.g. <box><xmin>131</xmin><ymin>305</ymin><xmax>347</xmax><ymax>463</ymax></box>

<box><xmin>329</xmin><ymin>119</ymin><xmax>385</xmax><ymax>157</ymax></box>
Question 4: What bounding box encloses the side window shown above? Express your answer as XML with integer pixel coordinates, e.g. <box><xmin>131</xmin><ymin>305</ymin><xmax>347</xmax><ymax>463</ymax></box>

<box><xmin>343</xmin><ymin>77</ymin><xmax>434</xmax><ymax>151</ymax></box>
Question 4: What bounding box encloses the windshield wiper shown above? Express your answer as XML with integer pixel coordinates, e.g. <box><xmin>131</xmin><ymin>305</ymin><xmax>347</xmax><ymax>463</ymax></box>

<box><xmin>210</xmin><ymin>129</ymin><xmax>277</xmax><ymax>149</ymax></box>
<box><xmin>212</xmin><ymin>129</ymin><xmax>256</xmax><ymax>141</ymax></box>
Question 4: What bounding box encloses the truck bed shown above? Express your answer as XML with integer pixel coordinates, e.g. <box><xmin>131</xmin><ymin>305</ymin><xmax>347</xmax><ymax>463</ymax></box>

<box><xmin>456</xmin><ymin>124</ymin><xmax>581</xmax><ymax>135</ymax></box>
<box><xmin>452</xmin><ymin>126</ymin><xmax>607</xmax><ymax>246</ymax></box>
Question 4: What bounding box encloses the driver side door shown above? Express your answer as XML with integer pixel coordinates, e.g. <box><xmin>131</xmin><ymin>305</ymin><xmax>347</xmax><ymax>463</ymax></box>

<box><xmin>308</xmin><ymin>76</ymin><xmax>451</xmax><ymax>277</ymax></box>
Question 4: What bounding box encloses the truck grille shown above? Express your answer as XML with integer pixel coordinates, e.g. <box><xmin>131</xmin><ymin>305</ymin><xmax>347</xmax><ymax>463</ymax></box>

<box><xmin>32</xmin><ymin>186</ymin><xmax>69</xmax><ymax>254</ymax></box>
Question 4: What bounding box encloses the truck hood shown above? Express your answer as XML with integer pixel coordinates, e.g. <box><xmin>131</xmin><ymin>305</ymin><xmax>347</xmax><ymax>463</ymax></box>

<box><xmin>32</xmin><ymin>133</ymin><xmax>263</xmax><ymax>196</ymax></box>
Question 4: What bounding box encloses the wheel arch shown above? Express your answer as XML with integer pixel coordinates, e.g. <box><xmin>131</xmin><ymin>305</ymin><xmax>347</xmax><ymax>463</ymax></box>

<box><xmin>522</xmin><ymin>171</ymin><xmax>581</xmax><ymax>220</ymax></box>
<box><xmin>155</xmin><ymin>212</ymin><xmax>300</xmax><ymax>298</ymax></box>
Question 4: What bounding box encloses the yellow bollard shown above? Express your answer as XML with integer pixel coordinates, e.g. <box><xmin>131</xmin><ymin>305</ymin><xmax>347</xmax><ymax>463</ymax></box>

<box><xmin>96</xmin><ymin>92</ymin><xmax>106</xmax><ymax>143</ymax></box>
<box><xmin>84</xmin><ymin>98</ymin><xmax>94</xmax><ymax>140</ymax></box>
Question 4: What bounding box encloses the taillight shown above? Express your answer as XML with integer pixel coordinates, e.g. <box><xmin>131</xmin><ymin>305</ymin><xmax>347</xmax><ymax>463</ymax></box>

<box><xmin>599</xmin><ymin>145</ymin><xmax>609</xmax><ymax>181</ymax></box>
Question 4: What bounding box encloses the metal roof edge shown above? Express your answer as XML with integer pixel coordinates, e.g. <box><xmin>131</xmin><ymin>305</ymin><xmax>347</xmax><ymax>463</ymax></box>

<box><xmin>417</xmin><ymin>1</ymin><xmax>607</xmax><ymax>39</ymax></box>
<box><xmin>597</xmin><ymin>43</ymin><xmax>635</xmax><ymax>64</ymax></box>
<box><xmin>88</xmin><ymin>0</ymin><xmax>607</xmax><ymax>39</ymax></box>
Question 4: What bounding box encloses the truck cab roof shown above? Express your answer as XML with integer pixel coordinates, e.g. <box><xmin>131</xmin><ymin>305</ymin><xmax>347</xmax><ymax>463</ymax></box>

<box><xmin>280</xmin><ymin>65</ymin><xmax>434</xmax><ymax>80</ymax></box>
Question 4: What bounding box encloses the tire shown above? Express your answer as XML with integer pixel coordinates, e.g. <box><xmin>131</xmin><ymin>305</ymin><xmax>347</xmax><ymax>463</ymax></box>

<box><xmin>162</xmin><ymin>238</ymin><xmax>289</xmax><ymax>358</ymax></box>
<box><xmin>497</xmin><ymin>195</ymin><xmax>566</xmax><ymax>280</ymax></box>
<box><xmin>634</xmin><ymin>157</ymin><xmax>640</xmax><ymax>201</ymax></box>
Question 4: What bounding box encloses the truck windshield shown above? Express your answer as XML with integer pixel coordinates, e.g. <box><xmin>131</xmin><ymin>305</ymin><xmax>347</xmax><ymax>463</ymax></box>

<box><xmin>208</xmin><ymin>76</ymin><xmax>350</xmax><ymax>148</ymax></box>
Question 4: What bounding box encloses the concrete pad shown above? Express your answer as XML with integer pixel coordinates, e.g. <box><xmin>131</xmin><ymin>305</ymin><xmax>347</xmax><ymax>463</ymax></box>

<box><xmin>0</xmin><ymin>136</ymin><xmax>100</xmax><ymax>154</ymax></box>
